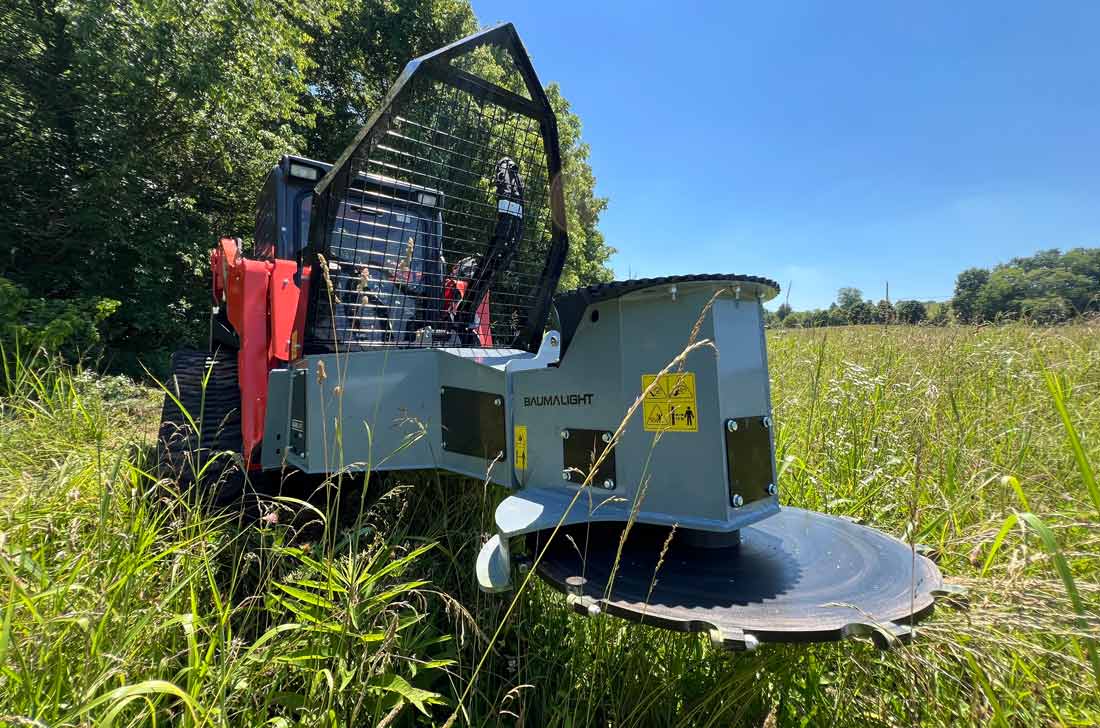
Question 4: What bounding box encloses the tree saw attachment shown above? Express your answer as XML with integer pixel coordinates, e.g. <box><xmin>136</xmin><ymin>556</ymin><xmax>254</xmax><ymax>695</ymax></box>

<box><xmin>475</xmin><ymin>275</ymin><xmax>960</xmax><ymax>649</ymax></box>
<box><xmin>174</xmin><ymin>22</ymin><xmax>960</xmax><ymax>653</ymax></box>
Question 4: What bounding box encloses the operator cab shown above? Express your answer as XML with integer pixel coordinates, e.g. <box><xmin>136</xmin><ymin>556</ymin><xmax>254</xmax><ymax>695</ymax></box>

<box><xmin>251</xmin><ymin>155</ymin><xmax>491</xmax><ymax>347</ymax></box>
<box><xmin>252</xmin><ymin>155</ymin><xmax>444</xmax><ymax>263</ymax></box>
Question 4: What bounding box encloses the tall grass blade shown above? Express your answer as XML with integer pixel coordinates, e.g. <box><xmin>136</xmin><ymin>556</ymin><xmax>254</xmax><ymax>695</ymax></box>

<box><xmin>1015</xmin><ymin>511</ymin><xmax>1100</xmax><ymax>688</ymax></box>
<box><xmin>1042</xmin><ymin>367</ymin><xmax>1100</xmax><ymax>517</ymax></box>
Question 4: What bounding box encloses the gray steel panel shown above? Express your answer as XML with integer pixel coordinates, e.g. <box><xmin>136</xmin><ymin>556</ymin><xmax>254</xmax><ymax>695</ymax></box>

<box><xmin>286</xmin><ymin>349</ymin><xmax>515</xmax><ymax>485</ymax></box>
<box><xmin>713</xmin><ymin>299</ymin><xmax>771</xmax><ymax>418</ymax></box>
<box><xmin>511</xmin><ymin>284</ymin><xmax>778</xmax><ymax>533</ymax></box>
<box><xmin>260</xmin><ymin>368</ymin><xmax>292</xmax><ymax>470</ymax></box>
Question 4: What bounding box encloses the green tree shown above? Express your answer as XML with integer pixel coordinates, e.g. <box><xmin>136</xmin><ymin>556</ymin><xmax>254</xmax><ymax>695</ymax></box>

<box><xmin>927</xmin><ymin>301</ymin><xmax>951</xmax><ymax>325</ymax></box>
<box><xmin>300</xmin><ymin>0</ymin><xmax>478</xmax><ymax>161</ymax></box>
<box><xmin>875</xmin><ymin>299</ymin><xmax>895</xmax><ymax>324</ymax></box>
<box><xmin>546</xmin><ymin>84</ymin><xmax>616</xmax><ymax>291</ymax></box>
<box><xmin>895</xmin><ymin>300</ymin><xmax>927</xmax><ymax>324</ymax></box>
<box><xmin>776</xmin><ymin>302</ymin><xmax>792</xmax><ymax>321</ymax></box>
<box><xmin>847</xmin><ymin>300</ymin><xmax>875</xmax><ymax>324</ymax></box>
<box><xmin>1</xmin><ymin>0</ymin><xmax>344</xmax><ymax>366</ymax></box>
<box><xmin>953</xmin><ymin>267</ymin><xmax>990</xmax><ymax>322</ymax></box>
<box><xmin>836</xmin><ymin>287</ymin><xmax>864</xmax><ymax>311</ymax></box>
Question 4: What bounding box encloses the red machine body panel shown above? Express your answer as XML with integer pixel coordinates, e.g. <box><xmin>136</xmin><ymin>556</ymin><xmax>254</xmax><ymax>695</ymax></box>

<box><xmin>444</xmin><ymin>278</ymin><xmax>493</xmax><ymax>347</ymax></box>
<box><xmin>210</xmin><ymin>238</ymin><xmax>307</xmax><ymax>467</ymax></box>
<box><xmin>268</xmin><ymin>259</ymin><xmax>303</xmax><ymax>362</ymax></box>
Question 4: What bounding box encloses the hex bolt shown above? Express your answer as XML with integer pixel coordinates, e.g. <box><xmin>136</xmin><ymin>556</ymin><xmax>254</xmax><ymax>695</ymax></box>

<box><xmin>549</xmin><ymin>335</ymin><xmax>559</xmax><ymax>347</ymax></box>
<box><xmin>560</xmin><ymin>429</ymin><xmax>570</xmax><ymax>440</ymax></box>
<box><xmin>562</xmin><ymin>469</ymin><xmax>571</xmax><ymax>481</ymax></box>
<box><xmin>601</xmin><ymin>432</ymin><xmax>612</xmax><ymax>443</ymax></box>
<box><xmin>726</xmin><ymin>419</ymin><xmax>739</xmax><ymax>432</ymax></box>
<box><xmin>603</xmin><ymin>478</ymin><xmax>615</xmax><ymax>489</ymax></box>
<box><xmin>494</xmin><ymin>397</ymin><xmax>502</xmax><ymax>407</ymax></box>
<box><xmin>732</xmin><ymin>494</ymin><xmax>744</xmax><ymax>508</ymax></box>
<box><xmin>763</xmin><ymin>416</ymin><xmax>772</xmax><ymax>429</ymax></box>
<box><xmin>767</xmin><ymin>483</ymin><xmax>778</xmax><ymax>496</ymax></box>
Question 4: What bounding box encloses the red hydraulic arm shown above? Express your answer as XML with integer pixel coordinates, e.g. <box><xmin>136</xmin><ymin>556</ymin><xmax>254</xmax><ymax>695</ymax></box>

<box><xmin>210</xmin><ymin>238</ymin><xmax>308</xmax><ymax>466</ymax></box>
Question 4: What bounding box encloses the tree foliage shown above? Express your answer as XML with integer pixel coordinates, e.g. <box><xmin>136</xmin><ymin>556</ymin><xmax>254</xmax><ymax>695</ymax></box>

<box><xmin>776</xmin><ymin>247</ymin><xmax>1098</xmax><ymax>328</ymax></box>
<box><xmin>895</xmin><ymin>300</ymin><xmax>927</xmax><ymax>324</ymax></box>
<box><xmin>1</xmin><ymin>0</ymin><xmax>613</xmax><ymax>366</ymax></box>
<box><xmin>952</xmin><ymin>248</ymin><xmax>1100</xmax><ymax>323</ymax></box>
<box><xmin>780</xmin><ymin>289</ymin><xmax>931</xmax><ymax>328</ymax></box>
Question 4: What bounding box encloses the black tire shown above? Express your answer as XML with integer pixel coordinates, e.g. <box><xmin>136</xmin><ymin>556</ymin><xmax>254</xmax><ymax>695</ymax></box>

<box><xmin>157</xmin><ymin>349</ymin><xmax>246</xmax><ymax>507</ymax></box>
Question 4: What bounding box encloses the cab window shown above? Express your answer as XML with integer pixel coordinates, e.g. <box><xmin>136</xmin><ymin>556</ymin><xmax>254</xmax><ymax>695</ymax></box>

<box><xmin>253</xmin><ymin>174</ymin><xmax>277</xmax><ymax>257</ymax></box>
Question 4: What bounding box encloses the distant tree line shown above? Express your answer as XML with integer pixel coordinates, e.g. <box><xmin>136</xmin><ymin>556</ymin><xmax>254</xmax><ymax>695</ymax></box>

<box><xmin>770</xmin><ymin>247</ymin><xmax>1100</xmax><ymax>328</ymax></box>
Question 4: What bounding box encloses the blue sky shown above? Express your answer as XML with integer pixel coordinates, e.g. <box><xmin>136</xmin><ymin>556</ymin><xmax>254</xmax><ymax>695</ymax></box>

<box><xmin>471</xmin><ymin>1</ymin><xmax>1100</xmax><ymax>309</ymax></box>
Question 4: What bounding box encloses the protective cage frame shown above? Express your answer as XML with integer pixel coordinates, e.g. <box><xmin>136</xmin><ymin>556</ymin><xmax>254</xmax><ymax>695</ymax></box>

<box><xmin>302</xmin><ymin>22</ymin><xmax>568</xmax><ymax>354</ymax></box>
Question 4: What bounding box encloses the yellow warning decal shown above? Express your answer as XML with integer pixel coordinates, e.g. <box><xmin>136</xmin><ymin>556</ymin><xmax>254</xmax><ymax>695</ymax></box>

<box><xmin>641</xmin><ymin>372</ymin><xmax>698</xmax><ymax>432</ymax></box>
<box><xmin>514</xmin><ymin>425</ymin><xmax>528</xmax><ymax>470</ymax></box>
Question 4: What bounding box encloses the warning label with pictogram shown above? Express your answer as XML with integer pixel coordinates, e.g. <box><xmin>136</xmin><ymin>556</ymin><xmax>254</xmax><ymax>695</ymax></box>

<box><xmin>641</xmin><ymin>372</ymin><xmax>698</xmax><ymax>432</ymax></box>
<box><xmin>514</xmin><ymin>425</ymin><xmax>528</xmax><ymax>470</ymax></box>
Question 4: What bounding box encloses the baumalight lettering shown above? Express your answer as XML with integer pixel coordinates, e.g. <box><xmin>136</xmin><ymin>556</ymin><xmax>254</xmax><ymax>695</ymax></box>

<box><xmin>523</xmin><ymin>393</ymin><xmax>595</xmax><ymax>407</ymax></box>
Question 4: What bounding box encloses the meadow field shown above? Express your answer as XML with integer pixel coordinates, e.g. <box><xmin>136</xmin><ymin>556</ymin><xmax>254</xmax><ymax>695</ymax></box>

<box><xmin>0</xmin><ymin>323</ymin><xmax>1097</xmax><ymax>726</ymax></box>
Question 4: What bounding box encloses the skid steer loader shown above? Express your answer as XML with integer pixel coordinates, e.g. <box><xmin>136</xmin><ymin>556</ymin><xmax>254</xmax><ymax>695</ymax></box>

<box><xmin>158</xmin><ymin>23</ymin><xmax>959</xmax><ymax>649</ymax></box>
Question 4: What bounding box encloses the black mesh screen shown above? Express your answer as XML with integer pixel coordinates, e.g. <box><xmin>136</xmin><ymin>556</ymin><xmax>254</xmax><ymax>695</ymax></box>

<box><xmin>304</xmin><ymin>25</ymin><xmax>566</xmax><ymax>354</ymax></box>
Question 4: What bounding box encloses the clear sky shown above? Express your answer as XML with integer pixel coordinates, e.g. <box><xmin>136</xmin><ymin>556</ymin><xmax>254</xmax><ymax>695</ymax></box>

<box><xmin>470</xmin><ymin>1</ymin><xmax>1100</xmax><ymax>309</ymax></box>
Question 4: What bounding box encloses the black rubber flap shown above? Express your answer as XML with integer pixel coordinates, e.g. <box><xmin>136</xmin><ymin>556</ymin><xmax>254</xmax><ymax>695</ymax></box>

<box><xmin>441</xmin><ymin>386</ymin><xmax>506</xmax><ymax>460</ymax></box>
<box><xmin>563</xmin><ymin>429</ymin><xmax>615</xmax><ymax>487</ymax></box>
<box><xmin>533</xmin><ymin>508</ymin><xmax>943</xmax><ymax>646</ymax></box>
<box><xmin>726</xmin><ymin>416</ymin><xmax>774</xmax><ymax>506</ymax></box>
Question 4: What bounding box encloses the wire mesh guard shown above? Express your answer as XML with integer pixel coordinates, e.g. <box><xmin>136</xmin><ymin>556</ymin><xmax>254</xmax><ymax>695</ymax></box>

<box><xmin>306</xmin><ymin>25</ymin><xmax>565</xmax><ymax>354</ymax></box>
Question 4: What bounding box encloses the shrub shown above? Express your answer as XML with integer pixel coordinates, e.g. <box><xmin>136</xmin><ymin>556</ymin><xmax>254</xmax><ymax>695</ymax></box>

<box><xmin>0</xmin><ymin>275</ymin><xmax>119</xmax><ymax>358</ymax></box>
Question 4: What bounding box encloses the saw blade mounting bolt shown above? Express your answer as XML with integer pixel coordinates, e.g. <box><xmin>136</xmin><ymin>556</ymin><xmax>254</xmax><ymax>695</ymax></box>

<box><xmin>565</xmin><ymin>575</ymin><xmax>587</xmax><ymax>596</ymax></box>
<box><xmin>732</xmin><ymin>494</ymin><xmax>744</xmax><ymax>508</ymax></box>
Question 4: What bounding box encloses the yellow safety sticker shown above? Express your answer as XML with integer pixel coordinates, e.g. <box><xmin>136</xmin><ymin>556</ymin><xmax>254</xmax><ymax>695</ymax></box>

<box><xmin>641</xmin><ymin>372</ymin><xmax>698</xmax><ymax>432</ymax></box>
<box><xmin>514</xmin><ymin>425</ymin><xmax>528</xmax><ymax>470</ymax></box>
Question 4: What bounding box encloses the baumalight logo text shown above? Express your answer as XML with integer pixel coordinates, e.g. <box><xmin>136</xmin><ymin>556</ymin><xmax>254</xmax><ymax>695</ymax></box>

<box><xmin>523</xmin><ymin>393</ymin><xmax>594</xmax><ymax>407</ymax></box>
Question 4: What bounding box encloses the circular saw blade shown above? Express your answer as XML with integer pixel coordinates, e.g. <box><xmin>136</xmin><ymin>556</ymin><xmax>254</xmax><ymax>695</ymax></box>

<box><xmin>532</xmin><ymin>507</ymin><xmax>944</xmax><ymax>648</ymax></box>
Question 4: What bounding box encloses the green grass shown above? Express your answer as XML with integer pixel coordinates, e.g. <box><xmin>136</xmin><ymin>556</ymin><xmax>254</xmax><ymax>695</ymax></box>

<box><xmin>1</xmin><ymin>324</ymin><xmax>1098</xmax><ymax>726</ymax></box>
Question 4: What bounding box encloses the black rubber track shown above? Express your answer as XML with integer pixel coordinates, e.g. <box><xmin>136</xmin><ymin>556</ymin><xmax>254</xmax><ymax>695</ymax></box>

<box><xmin>157</xmin><ymin>350</ymin><xmax>246</xmax><ymax>507</ymax></box>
